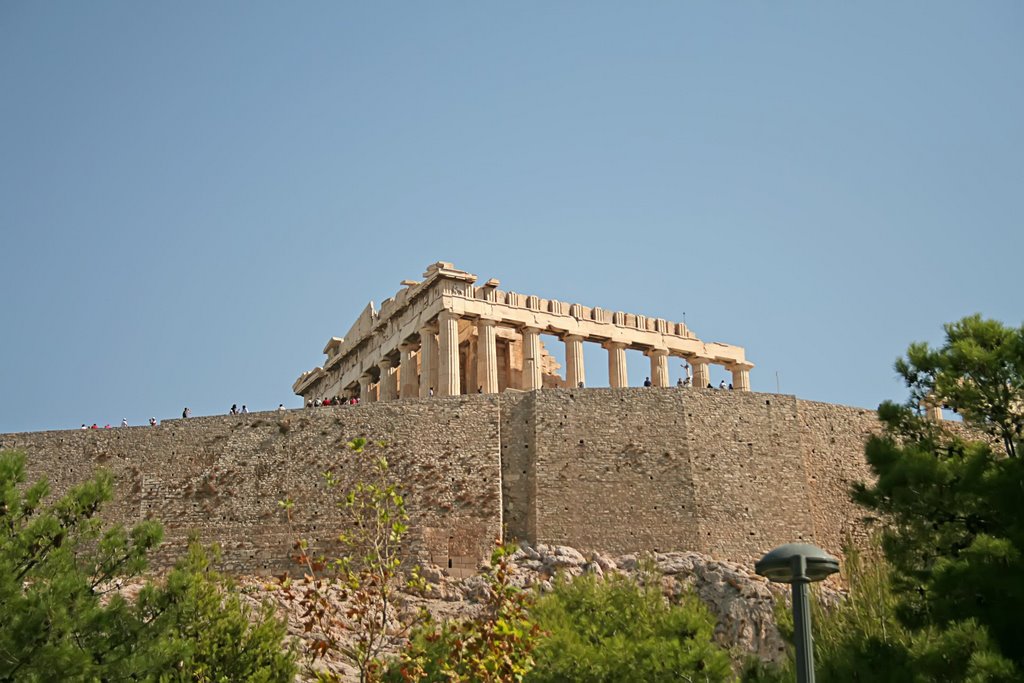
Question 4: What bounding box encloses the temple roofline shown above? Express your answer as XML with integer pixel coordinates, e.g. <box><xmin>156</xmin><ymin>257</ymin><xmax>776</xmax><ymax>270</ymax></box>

<box><xmin>294</xmin><ymin>262</ymin><xmax>752</xmax><ymax>400</ymax></box>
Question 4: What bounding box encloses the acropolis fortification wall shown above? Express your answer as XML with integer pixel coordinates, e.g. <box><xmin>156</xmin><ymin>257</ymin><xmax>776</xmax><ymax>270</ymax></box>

<box><xmin>0</xmin><ymin>388</ymin><xmax>879</xmax><ymax>574</ymax></box>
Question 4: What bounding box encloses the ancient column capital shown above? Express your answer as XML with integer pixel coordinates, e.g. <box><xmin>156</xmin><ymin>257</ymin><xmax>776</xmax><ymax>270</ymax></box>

<box><xmin>645</xmin><ymin>347</ymin><xmax>670</xmax><ymax>358</ymax></box>
<box><xmin>438</xmin><ymin>310</ymin><xmax>460</xmax><ymax>324</ymax></box>
<box><xmin>602</xmin><ymin>340</ymin><xmax>627</xmax><ymax>351</ymax></box>
<box><xmin>521</xmin><ymin>325</ymin><xmax>543</xmax><ymax>335</ymax></box>
<box><xmin>477</xmin><ymin>316</ymin><xmax>499</xmax><ymax>327</ymax></box>
<box><xmin>726</xmin><ymin>361</ymin><xmax>755</xmax><ymax>372</ymax></box>
<box><xmin>399</xmin><ymin>341</ymin><xmax>417</xmax><ymax>352</ymax></box>
<box><xmin>563</xmin><ymin>333</ymin><xmax>585</xmax><ymax>343</ymax></box>
<box><xmin>377</xmin><ymin>357</ymin><xmax>394</xmax><ymax>370</ymax></box>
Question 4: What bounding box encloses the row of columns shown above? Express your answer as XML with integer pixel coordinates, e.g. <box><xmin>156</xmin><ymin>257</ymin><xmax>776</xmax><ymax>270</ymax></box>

<box><xmin>354</xmin><ymin>313</ymin><xmax>751</xmax><ymax>401</ymax></box>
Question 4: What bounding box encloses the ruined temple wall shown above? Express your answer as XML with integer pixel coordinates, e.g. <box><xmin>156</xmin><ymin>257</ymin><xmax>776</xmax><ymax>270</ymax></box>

<box><xmin>795</xmin><ymin>400</ymin><xmax>880</xmax><ymax>555</ymax></box>
<box><xmin>519</xmin><ymin>390</ymin><xmax>878</xmax><ymax>565</ymax></box>
<box><xmin>525</xmin><ymin>389</ymin><xmax>702</xmax><ymax>555</ymax></box>
<box><xmin>0</xmin><ymin>397</ymin><xmax>503</xmax><ymax>574</ymax></box>
<box><xmin>523</xmin><ymin>389</ymin><xmax>822</xmax><ymax>565</ymax></box>
<box><xmin>0</xmin><ymin>391</ymin><xmax>885</xmax><ymax>573</ymax></box>
<box><xmin>685</xmin><ymin>391</ymin><xmax>816</xmax><ymax>564</ymax></box>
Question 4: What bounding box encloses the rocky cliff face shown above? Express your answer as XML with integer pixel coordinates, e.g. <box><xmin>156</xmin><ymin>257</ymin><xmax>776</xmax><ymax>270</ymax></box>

<box><xmin>232</xmin><ymin>543</ymin><xmax>836</xmax><ymax>682</ymax></box>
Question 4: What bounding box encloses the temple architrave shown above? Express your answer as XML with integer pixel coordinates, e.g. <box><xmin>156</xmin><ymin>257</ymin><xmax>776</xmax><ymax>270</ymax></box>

<box><xmin>293</xmin><ymin>262</ymin><xmax>753</xmax><ymax>403</ymax></box>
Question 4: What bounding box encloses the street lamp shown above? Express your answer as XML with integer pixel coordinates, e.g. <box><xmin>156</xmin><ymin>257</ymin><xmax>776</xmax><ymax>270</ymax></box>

<box><xmin>755</xmin><ymin>543</ymin><xmax>840</xmax><ymax>683</ymax></box>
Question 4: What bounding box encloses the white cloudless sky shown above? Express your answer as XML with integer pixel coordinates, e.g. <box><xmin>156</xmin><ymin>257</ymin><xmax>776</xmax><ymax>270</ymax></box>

<box><xmin>1</xmin><ymin>2</ymin><xmax>1021</xmax><ymax>432</ymax></box>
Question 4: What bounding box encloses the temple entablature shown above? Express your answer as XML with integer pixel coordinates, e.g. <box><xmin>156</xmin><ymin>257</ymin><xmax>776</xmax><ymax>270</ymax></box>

<box><xmin>293</xmin><ymin>262</ymin><xmax>753</xmax><ymax>402</ymax></box>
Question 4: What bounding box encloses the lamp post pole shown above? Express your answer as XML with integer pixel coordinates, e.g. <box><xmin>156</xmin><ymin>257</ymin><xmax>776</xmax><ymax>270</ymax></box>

<box><xmin>791</xmin><ymin>555</ymin><xmax>814</xmax><ymax>683</ymax></box>
<box><xmin>755</xmin><ymin>543</ymin><xmax>839</xmax><ymax>683</ymax></box>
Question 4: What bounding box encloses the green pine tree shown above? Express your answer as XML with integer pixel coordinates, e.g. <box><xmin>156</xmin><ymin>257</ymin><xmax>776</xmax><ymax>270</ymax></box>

<box><xmin>0</xmin><ymin>449</ymin><xmax>296</xmax><ymax>682</ymax></box>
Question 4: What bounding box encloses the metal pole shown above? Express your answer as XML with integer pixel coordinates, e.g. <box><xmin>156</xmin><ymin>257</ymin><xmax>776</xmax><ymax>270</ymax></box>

<box><xmin>792</xmin><ymin>578</ymin><xmax>815</xmax><ymax>683</ymax></box>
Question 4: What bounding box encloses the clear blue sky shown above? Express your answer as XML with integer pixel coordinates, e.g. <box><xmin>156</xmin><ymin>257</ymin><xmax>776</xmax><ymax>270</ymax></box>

<box><xmin>2</xmin><ymin>2</ymin><xmax>1021</xmax><ymax>433</ymax></box>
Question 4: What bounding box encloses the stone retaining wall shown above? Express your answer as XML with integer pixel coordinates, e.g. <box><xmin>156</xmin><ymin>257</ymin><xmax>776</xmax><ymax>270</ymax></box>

<box><xmin>1</xmin><ymin>389</ymin><xmax>877</xmax><ymax>572</ymax></box>
<box><xmin>0</xmin><ymin>396</ymin><xmax>503</xmax><ymax>574</ymax></box>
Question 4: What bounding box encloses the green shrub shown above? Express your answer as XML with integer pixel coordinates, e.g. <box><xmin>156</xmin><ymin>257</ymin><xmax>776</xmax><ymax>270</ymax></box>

<box><xmin>526</xmin><ymin>570</ymin><xmax>733</xmax><ymax>683</ymax></box>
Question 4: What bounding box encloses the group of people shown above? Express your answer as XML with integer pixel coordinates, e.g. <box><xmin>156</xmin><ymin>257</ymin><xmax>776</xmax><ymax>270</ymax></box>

<box><xmin>306</xmin><ymin>396</ymin><xmax>360</xmax><ymax>408</ymax></box>
<box><xmin>82</xmin><ymin>403</ymin><xmax>291</xmax><ymax>430</ymax></box>
<box><xmin>643</xmin><ymin>376</ymin><xmax>705</xmax><ymax>388</ymax></box>
<box><xmin>81</xmin><ymin>416</ymin><xmax>158</xmax><ymax>429</ymax></box>
<box><xmin>638</xmin><ymin>363</ymin><xmax>732</xmax><ymax>390</ymax></box>
<box><xmin>180</xmin><ymin>404</ymin><xmax>287</xmax><ymax>417</ymax></box>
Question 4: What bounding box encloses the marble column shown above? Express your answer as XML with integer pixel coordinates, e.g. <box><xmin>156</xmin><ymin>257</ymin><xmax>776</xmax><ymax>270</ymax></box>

<box><xmin>466</xmin><ymin>336</ymin><xmax>478</xmax><ymax>394</ymax></box>
<box><xmin>437</xmin><ymin>311</ymin><xmax>461</xmax><ymax>396</ymax></box>
<box><xmin>605</xmin><ymin>341</ymin><xmax>628</xmax><ymax>388</ymax></box>
<box><xmin>691</xmin><ymin>358</ymin><xmax>711</xmax><ymax>389</ymax></box>
<box><xmin>418</xmin><ymin>324</ymin><xmax>438</xmax><ymax>397</ymax></box>
<box><xmin>359</xmin><ymin>372</ymin><xmax>376</xmax><ymax>403</ymax></box>
<box><xmin>400</xmin><ymin>343</ymin><xmax>419</xmax><ymax>398</ymax></box>
<box><xmin>506</xmin><ymin>338</ymin><xmax>522</xmax><ymax>389</ymax></box>
<box><xmin>730</xmin><ymin>362</ymin><xmax>752</xmax><ymax>392</ymax></box>
<box><xmin>647</xmin><ymin>348</ymin><xmax>670</xmax><ymax>387</ymax></box>
<box><xmin>377</xmin><ymin>358</ymin><xmax>398</xmax><ymax>401</ymax></box>
<box><xmin>497</xmin><ymin>340</ymin><xmax>510</xmax><ymax>392</ymax></box>
<box><xmin>564</xmin><ymin>334</ymin><xmax>586</xmax><ymax>388</ymax></box>
<box><xmin>522</xmin><ymin>326</ymin><xmax>543</xmax><ymax>391</ymax></box>
<box><xmin>476</xmin><ymin>317</ymin><xmax>499</xmax><ymax>394</ymax></box>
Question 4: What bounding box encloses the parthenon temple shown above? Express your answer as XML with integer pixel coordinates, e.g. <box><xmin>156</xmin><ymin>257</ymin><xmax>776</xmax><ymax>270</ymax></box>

<box><xmin>293</xmin><ymin>262</ymin><xmax>753</xmax><ymax>403</ymax></box>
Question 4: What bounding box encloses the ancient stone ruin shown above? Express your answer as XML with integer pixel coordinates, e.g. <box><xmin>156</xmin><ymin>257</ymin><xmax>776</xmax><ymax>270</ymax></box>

<box><xmin>294</xmin><ymin>262</ymin><xmax>754</xmax><ymax>403</ymax></box>
<box><xmin>2</xmin><ymin>261</ymin><xmax>887</xmax><ymax>580</ymax></box>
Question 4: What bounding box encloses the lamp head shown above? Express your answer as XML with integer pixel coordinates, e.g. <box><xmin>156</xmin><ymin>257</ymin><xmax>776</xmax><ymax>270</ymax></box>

<box><xmin>755</xmin><ymin>543</ymin><xmax>839</xmax><ymax>583</ymax></box>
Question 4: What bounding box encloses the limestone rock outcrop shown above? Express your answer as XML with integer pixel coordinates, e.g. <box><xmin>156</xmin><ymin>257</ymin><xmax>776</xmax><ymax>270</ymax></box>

<box><xmin>230</xmin><ymin>542</ymin><xmax>828</xmax><ymax>681</ymax></box>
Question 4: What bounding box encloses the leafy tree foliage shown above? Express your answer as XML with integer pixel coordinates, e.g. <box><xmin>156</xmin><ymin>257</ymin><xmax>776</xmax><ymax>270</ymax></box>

<box><xmin>279</xmin><ymin>438</ymin><xmax>426</xmax><ymax>683</ymax></box>
<box><xmin>525</xmin><ymin>569</ymin><xmax>733</xmax><ymax>683</ymax></box>
<box><xmin>0</xmin><ymin>449</ymin><xmax>296</xmax><ymax>682</ymax></box>
<box><xmin>746</xmin><ymin>316</ymin><xmax>1024</xmax><ymax>682</ymax></box>
<box><xmin>135</xmin><ymin>543</ymin><xmax>298</xmax><ymax>682</ymax></box>
<box><xmin>743</xmin><ymin>545</ymin><xmax>1016</xmax><ymax>682</ymax></box>
<box><xmin>380</xmin><ymin>544</ymin><xmax>542</xmax><ymax>683</ymax></box>
<box><xmin>895</xmin><ymin>314</ymin><xmax>1024</xmax><ymax>459</ymax></box>
<box><xmin>852</xmin><ymin>316</ymin><xmax>1024</xmax><ymax>672</ymax></box>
